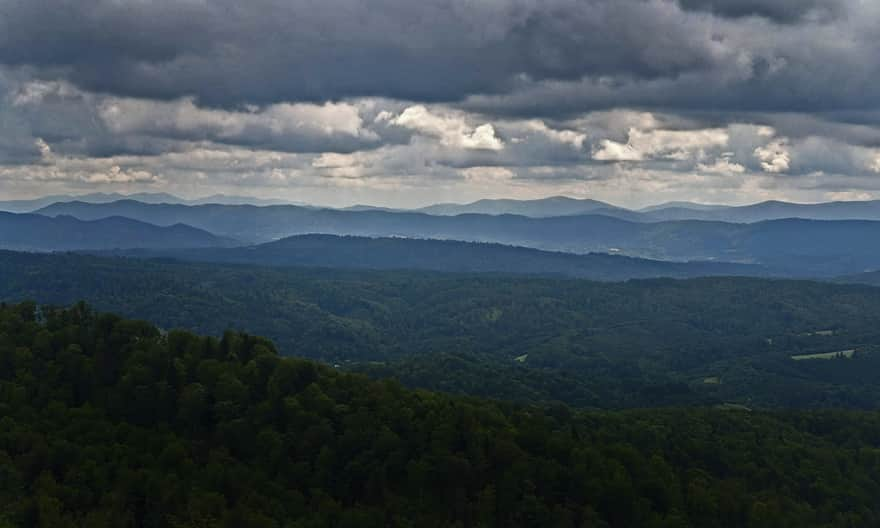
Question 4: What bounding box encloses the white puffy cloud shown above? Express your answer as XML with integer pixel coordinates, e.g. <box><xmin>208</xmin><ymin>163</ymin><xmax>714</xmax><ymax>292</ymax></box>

<box><xmin>98</xmin><ymin>97</ymin><xmax>377</xmax><ymax>152</ymax></box>
<box><xmin>697</xmin><ymin>155</ymin><xmax>746</xmax><ymax>174</ymax></box>
<box><xmin>825</xmin><ymin>190</ymin><xmax>873</xmax><ymax>201</ymax></box>
<box><xmin>593</xmin><ymin>126</ymin><xmax>729</xmax><ymax>162</ymax></box>
<box><xmin>391</xmin><ymin>105</ymin><xmax>504</xmax><ymax>151</ymax></box>
<box><xmin>754</xmin><ymin>139</ymin><xmax>791</xmax><ymax>173</ymax></box>
<box><xmin>4</xmin><ymin>69</ymin><xmax>880</xmax><ymax>208</ymax></box>
<box><xmin>84</xmin><ymin>165</ymin><xmax>159</xmax><ymax>184</ymax></box>
<box><xmin>460</xmin><ymin>166</ymin><xmax>515</xmax><ymax>182</ymax></box>
<box><xmin>524</xmin><ymin>121</ymin><xmax>587</xmax><ymax>149</ymax></box>
<box><xmin>593</xmin><ymin>139</ymin><xmax>645</xmax><ymax>161</ymax></box>
<box><xmin>0</xmin><ymin>153</ymin><xmax>164</xmax><ymax>185</ymax></box>
<box><xmin>311</xmin><ymin>151</ymin><xmax>374</xmax><ymax>179</ymax></box>
<box><xmin>869</xmin><ymin>153</ymin><xmax>880</xmax><ymax>173</ymax></box>
<box><xmin>34</xmin><ymin>138</ymin><xmax>52</xmax><ymax>159</ymax></box>
<box><xmin>8</xmin><ymin>80</ymin><xmax>83</xmax><ymax>107</ymax></box>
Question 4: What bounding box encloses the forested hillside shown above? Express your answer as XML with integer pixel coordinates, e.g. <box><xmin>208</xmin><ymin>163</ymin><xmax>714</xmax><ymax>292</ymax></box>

<box><xmin>2</xmin><ymin>302</ymin><xmax>880</xmax><ymax>527</ymax></box>
<box><xmin>0</xmin><ymin>212</ymin><xmax>229</xmax><ymax>251</ymax></box>
<box><xmin>106</xmin><ymin>234</ymin><xmax>765</xmax><ymax>281</ymax></box>
<box><xmin>4</xmin><ymin>251</ymin><xmax>880</xmax><ymax>409</ymax></box>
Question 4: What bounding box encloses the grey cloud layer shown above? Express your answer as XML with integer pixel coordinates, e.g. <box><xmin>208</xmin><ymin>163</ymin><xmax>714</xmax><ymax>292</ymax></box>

<box><xmin>677</xmin><ymin>0</ymin><xmax>846</xmax><ymax>22</ymax></box>
<box><xmin>1</xmin><ymin>0</ymin><xmax>879</xmax><ymax>207</ymax></box>
<box><xmin>4</xmin><ymin>0</ymin><xmax>871</xmax><ymax>113</ymax></box>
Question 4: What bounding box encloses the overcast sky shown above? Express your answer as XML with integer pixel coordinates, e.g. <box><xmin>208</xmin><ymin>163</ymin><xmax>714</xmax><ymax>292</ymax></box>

<box><xmin>1</xmin><ymin>0</ymin><xmax>879</xmax><ymax>207</ymax></box>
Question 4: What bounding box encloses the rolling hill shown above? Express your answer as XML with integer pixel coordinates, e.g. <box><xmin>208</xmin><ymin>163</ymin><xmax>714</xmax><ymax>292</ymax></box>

<box><xmin>0</xmin><ymin>212</ymin><xmax>230</xmax><ymax>251</ymax></box>
<box><xmin>103</xmin><ymin>234</ymin><xmax>767</xmax><ymax>280</ymax></box>
<box><xmin>4</xmin><ymin>251</ymin><xmax>880</xmax><ymax>409</ymax></box>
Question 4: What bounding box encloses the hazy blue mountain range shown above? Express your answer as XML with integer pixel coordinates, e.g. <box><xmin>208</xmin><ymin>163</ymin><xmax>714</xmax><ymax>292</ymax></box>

<box><xmin>11</xmin><ymin>191</ymin><xmax>880</xmax><ymax>221</ymax></box>
<box><xmin>637</xmin><ymin>201</ymin><xmax>732</xmax><ymax>213</ymax></box>
<box><xmin>103</xmin><ymin>234</ymin><xmax>767</xmax><ymax>281</ymax></box>
<box><xmin>340</xmin><ymin>204</ymin><xmax>403</xmax><ymax>213</ymax></box>
<box><xmin>642</xmin><ymin>199</ymin><xmax>880</xmax><ymax>222</ymax></box>
<box><xmin>0</xmin><ymin>192</ymin><xmax>296</xmax><ymax>213</ymax></box>
<box><xmin>415</xmin><ymin>196</ymin><xmax>628</xmax><ymax>217</ymax></box>
<box><xmin>416</xmin><ymin>197</ymin><xmax>880</xmax><ymax>222</ymax></box>
<box><xmin>33</xmin><ymin>200</ymin><xmax>880</xmax><ymax>275</ymax></box>
<box><xmin>0</xmin><ymin>212</ymin><xmax>229</xmax><ymax>251</ymax></box>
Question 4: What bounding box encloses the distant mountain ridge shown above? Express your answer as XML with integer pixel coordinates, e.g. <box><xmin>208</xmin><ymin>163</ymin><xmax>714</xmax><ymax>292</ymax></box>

<box><xmin>638</xmin><ymin>201</ymin><xmax>732</xmax><ymax>213</ymax></box>
<box><xmin>419</xmin><ymin>197</ymin><xmax>880</xmax><ymax>222</ymax></box>
<box><xmin>0</xmin><ymin>211</ymin><xmax>230</xmax><ymax>251</ymax></box>
<box><xmin>642</xmin><ymin>199</ymin><xmax>880</xmax><ymax>223</ymax></box>
<box><xmin>34</xmin><ymin>199</ymin><xmax>880</xmax><ymax>276</ymax></box>
<box><xmin>415</xmin><ymin>196</ymin><xmax>627</xmax><ymax>217</ymax></box>
<box><xmin>10</xmin><ymin>191</ymin><xmax>880</xmax><ymax>221</ymax></box>
<box><xmin>103</xmin><ymin>234</ymin><xmax>767</xmax><ymax>281</ymax></box>
<box><xmin>0</xmin><ymin>191</ymin><xmax>296</xmax><ymax>213</ymax></box>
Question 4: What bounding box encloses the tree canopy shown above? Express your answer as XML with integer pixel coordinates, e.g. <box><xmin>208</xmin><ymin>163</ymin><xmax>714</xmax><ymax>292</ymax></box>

<box><xmin>4</xmin><ymin>251</ymin><xmax>880</xmax><ymax>409</ymax></box>
<box><xmin>2</xmin><ymin>301</ymin><xmax>880</xmax><ymax>526</ymax></box>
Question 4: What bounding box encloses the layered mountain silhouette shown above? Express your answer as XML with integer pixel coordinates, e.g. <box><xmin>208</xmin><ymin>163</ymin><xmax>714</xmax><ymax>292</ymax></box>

<box><xmin>641</xmin><ymin>199</ymin><xmax>880</xmax><ymax>222</ymax></box>
<box><xmin>105</xmin><ymin>234</ymin><xmax>767</xmax><ymax>281</ymax></box>
<box><xmin>0</xmin><ymin>212</ymin><xmax>230</xmax><ymax>251</ymax></box>
<box><xmin>33</xmin><ymin>199</ymin><xmax>880</xmax><ymax>275</ymax></box>
<box><xmin>414</xmin><ymin>197</ymin><xmax>880</xmax><ymax>222</ymax></box>
<box><xmin>0</xmin><ymin>192</ymin><xmax>295</xmax><ymax>213</ymax></box>
<box><xmin>11</xmin><ymin>192</ymin><xmax>880</xmax><ymax>221</ymax></box>
<box><xmin>415</xmin><ymin>196</ymin><xmax>628</xmax><ymax>217</ymax></box>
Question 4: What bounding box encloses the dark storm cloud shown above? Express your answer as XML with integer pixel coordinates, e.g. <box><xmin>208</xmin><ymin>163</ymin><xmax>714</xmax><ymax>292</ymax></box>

<box><xmin>1</xmin><ymin>0</ymin><xmax>874</xmax><ymax>123</ymax></box>
<box><xmin>676</xmin><ymin>0</ymin><xmax>845</xmax><ymax>22</ymax></box>
<box><xmin>2</xmin><ymin>0</ymin><xmax>880</xmax><ymax>206</ymax></box>
<box><xmin>0</xmin><ymin>0</ymin><xmax>723</xmax><ymax>107</ymax></box>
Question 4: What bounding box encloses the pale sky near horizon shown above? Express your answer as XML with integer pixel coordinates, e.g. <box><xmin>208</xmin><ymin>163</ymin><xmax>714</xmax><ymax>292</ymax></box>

<box><xmin>2</xmin><ymin>0</ymin><xmax>880</xmax><ymax>208</ymax></box>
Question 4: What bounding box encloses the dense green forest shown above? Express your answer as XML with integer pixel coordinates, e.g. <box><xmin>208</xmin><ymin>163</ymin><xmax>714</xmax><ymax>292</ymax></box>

<box><xmin>4</xmin><ymin>251</ymin><xmax>880</xmax><ymax>409</ymax></box>
<box><xmin>3</xmin><ymin>301</ymin><xmax>880</xmax><ymax>527</ymax></box>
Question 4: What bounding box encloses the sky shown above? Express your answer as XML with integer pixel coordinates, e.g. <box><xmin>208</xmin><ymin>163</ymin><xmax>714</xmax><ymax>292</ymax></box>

<box><xmin>1</xmin><ymin>0</ymin><xmax>880</xmax><ymax>208</ymax></box>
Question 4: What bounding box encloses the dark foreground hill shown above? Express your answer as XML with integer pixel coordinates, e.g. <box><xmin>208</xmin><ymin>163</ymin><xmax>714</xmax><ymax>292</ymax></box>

<box><xmin>35</xmin><ymin>200</ymin><xmax>880</xmax><ymax>275</ymax></box>
<box><xmin>0</xmin><ymin>212</ymin><xmax>229</xmax><ymax>251</ymax></box>
<box><xmin>3</xmin><ymin>250</ymin><xmax>880</xmax><ymax>409</ymax></box>
<box><xmin>2</xmin><ymin>301</ymin><xmax>880</xmax><ymax>527</ymax></box>
<box><xmin>108</xmin><ymin>234</ymin><xmax>767</xmax><ymax>281</ymax></box>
